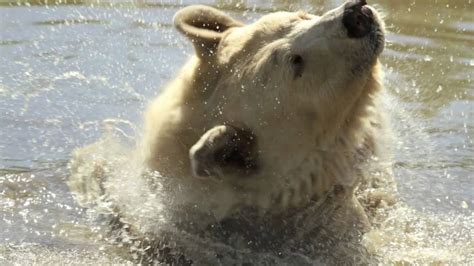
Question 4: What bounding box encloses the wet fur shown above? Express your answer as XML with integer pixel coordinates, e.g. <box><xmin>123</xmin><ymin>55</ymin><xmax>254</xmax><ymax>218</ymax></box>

<box><xmin>70</xmin><ymin>3</ymin><xmax>395</xmax><ymax>264</ymax></box>
<box><xmin>142</xmin><ymin>5</ymin><xmax>389</xmax><ymax>220</ymax></box>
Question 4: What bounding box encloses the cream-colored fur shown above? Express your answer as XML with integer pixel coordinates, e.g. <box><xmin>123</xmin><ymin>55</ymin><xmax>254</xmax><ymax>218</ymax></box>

<box><xmin>142</xmin><ymin>3</ymin><xmax>388</xmax><ymax>221</ymax></box>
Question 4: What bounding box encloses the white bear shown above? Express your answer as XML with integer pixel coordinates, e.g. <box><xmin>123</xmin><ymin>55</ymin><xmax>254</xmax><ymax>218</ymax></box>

<box><xmin>141</xmin><ymin>0</ymin><xmax>389</xmax><ymax>222</ymax></box>
<box><xmin>68</xmin><ymin>1</ymin><xmax>396</xmax><ymax>263</ymax></box>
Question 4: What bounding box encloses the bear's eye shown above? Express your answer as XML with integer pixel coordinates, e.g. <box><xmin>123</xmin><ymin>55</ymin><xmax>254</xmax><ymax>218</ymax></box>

<box><xmin>290</xmin><ymin>55</ymin><xmax>304</xmax><ymax>79</ymax></box>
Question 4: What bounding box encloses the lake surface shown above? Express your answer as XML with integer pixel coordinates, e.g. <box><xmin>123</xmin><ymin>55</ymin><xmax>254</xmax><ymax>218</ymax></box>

<box><xmin>1</xmin><ymin>0</ymin><xmax>473</xmax><ymax>264</ymax></box>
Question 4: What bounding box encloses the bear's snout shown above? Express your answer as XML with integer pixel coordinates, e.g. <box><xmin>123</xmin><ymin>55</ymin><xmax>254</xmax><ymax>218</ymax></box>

<box><xmin>342</xmin><ymin>0</ymin><xmax>374</xmax><ymax>39</ymax></box>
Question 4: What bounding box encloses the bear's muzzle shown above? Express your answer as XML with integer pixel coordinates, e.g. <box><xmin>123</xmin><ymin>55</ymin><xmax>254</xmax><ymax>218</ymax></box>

<box><xmin>342</xmin><ymin>0</ymin><xmax>375</xmax><ymax>39</ymax></box>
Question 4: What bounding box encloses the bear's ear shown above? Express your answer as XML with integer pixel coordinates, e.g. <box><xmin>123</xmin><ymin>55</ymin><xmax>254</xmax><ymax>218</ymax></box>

<box><xmin>173</xmin><ymin>5</ymin><xmax>243</xmax><ymax>57</ymax></box>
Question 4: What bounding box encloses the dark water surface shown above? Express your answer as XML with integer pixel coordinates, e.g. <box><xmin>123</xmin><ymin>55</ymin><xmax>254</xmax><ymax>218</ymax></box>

<box><xmin>1</xmin><ymin>0</ymin><xmax>473</xmax><ymax>264</ymax></box>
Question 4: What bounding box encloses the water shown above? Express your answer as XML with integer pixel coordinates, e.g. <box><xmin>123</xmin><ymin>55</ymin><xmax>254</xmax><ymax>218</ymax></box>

<box><xmin>1</xmin><ymin>0</ymin><xmax>473</xmax><ymax>264</ymax></box>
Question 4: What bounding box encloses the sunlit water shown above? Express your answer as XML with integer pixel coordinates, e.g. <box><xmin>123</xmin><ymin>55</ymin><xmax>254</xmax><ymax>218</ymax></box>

<box><xmin>1</xmin><ymin>0</ymin><xmax>473</xmax><ymax>264</ymax></box>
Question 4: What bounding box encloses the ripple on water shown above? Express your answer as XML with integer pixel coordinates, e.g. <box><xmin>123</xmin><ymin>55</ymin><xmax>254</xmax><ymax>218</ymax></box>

<box><xmin>0</xmin><ymin>39</ymin><xmax>31</xmax><ymax>46</ymax></box>
<box><xmin>452</xmin><ymin>21</ymin><xmax>474</xmax><ymax>33</ymax></box>
<box><xmin>32</xmin><ymin>18</ymin><xmax>108</xmax><ymax>26</ymax></box>
<box><xmin>387</xmin><ymin>32</ymin><xmax>437</xmax><ymax>47</ymax></box>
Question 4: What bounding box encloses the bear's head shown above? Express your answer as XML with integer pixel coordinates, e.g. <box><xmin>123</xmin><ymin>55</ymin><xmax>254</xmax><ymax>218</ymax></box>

<box><xmin>174</xmin><ymin>0</ymin><xmax>386</xmax><ymax>213</ymax></box>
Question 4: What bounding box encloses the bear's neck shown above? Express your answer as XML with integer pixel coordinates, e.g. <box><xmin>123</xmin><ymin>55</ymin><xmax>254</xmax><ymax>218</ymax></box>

<box><xmin>312</xmin><ymin>65</ymin><xmax>384</xmax><ymax>190</ymax></box>
<box><xmin>319</xmin><ymin>64</ymin><xmax>383</xmax><ymax>150</ymax></box>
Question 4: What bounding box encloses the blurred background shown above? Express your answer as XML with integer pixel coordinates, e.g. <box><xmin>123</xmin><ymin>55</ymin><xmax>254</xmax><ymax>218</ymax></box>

<box><xmin>0</xmin><ymin>0</ymin><xmax>472</xmax><ymax>263</ymax></box>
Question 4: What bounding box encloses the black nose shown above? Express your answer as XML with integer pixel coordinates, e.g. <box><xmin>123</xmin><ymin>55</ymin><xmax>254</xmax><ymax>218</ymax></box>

<box><xmin>342</xmin><ymin>0</ymin><xmax>374</xmax><ymax>38</ymax></box>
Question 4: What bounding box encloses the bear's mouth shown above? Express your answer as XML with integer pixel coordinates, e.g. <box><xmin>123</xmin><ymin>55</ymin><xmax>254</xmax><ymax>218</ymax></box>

<box><xmin>342</xmin><ymin>0</ymin><xmax>375</xmax><ymax>39</ymax></box>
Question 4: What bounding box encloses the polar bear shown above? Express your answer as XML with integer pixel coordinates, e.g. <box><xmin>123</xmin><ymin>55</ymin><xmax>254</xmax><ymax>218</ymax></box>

<box><xmin>141</xmin><ymin>0</ymin><xmax>390</xmax><ymax>224</ymax></box>
<box><xmin>67</xmin><ymin>1</ymin><xmax>395</xmax><ymax>263</ymax></box>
